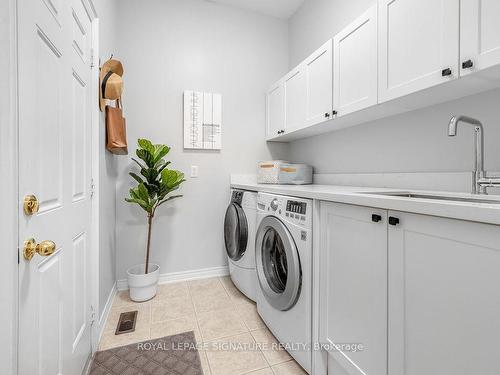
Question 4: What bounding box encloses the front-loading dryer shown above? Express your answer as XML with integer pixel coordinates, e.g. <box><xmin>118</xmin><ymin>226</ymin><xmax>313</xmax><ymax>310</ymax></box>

<box><xmin>255</xmin><ymin>192</ymin><xmax>312</xmax><ymax>373</ymax></box>
<box><xmin>224</xmin><ymin>189</ymin><xmax>257</xmax><ymax>301</ymax></box>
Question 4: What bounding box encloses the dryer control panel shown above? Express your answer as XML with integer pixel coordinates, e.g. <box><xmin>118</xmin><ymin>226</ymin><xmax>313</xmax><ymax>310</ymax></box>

<box><xmin>257</xmin><ymin>192</ymin><xmax>312</xmax><ymax>229</ymax></box>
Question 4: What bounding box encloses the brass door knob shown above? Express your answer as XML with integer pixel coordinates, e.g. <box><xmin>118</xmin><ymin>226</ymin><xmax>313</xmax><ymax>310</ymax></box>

<box><xmin>23</xmin><ymin>238</ymin><xmax>56</xmax><ymax>260</ymax></box>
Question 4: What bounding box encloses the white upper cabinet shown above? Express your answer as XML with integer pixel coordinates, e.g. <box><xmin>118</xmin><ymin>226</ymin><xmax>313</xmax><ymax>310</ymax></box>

<box><xmin>266</xmin><ymin>81</ymin><xmax>285</xmax><ymax>138</ymax></box>
<box><xmin>305</xmin><ymin>40</ymin><xmax>333</xmax><ymax>126</ymax></box>
<box><xmin>378</xmin><ymin>0</ymin><xmax>460</xmax><ymax>103</ymax></box>
<box><xmin>284</xmin><ymin>65</ymin><xmax>307</xmax><ymax>133</ymax></box>
<box><xmin>388</xmin><ymin>212</ymin><xmax>500</xmax><ymax>375</ymax></box>
<box><xmin>333</xmin><ymin>6</ymin><xmax>378</xmax><ymax>116</ymax></box>
<box><xmin>266</xmin><ymin>0</ymin><xmax>500</xmax><ymax>142</ymax></box>
<box><xmin>319</xmin><ymin>202</ymin><xmax>387</xmax><ymax>375</ymax></box>
<box><xmin>460</xmin><ymin>0</ymin><xmax>500</xmax><ymax>76</ymax></box>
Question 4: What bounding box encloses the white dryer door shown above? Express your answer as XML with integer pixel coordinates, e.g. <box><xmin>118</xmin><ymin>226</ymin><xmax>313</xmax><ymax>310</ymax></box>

<box><xmin>256</xmin><ymin>216</ymin><xmax>301</xmax><ymax>311</ymax></box>
<box><xmin>224</xmin><ymin>202</ymin><xmax>248</xmax><ymax>261</ymax></box>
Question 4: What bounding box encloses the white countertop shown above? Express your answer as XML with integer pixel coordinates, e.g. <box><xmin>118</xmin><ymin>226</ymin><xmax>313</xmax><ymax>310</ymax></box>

<box><xmin>231</xmin><ymin>180</ymin><xmax>500</xmax><ymax>225</ymax></box>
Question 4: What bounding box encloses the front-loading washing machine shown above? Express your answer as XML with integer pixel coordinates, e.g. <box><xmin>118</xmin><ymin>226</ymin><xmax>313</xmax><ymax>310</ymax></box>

<box><xmin>224</xmin><ymin>189</ymin><xmax>257</xmax><ymax>301</ymax></box>
<box><xmin>255</xmin><ymin>192</ymin><xmax>312</xmax><ymax>373</ymax></box>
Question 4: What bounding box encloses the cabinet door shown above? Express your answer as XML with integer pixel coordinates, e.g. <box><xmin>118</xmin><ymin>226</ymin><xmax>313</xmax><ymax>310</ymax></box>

<box><xmin>460</xmin><ymin>0</ymin><xmax>500</xmax><ymax>76</ymax></box>
<box><xmin>388</xmin><ymin>212</ymin><xmax>500</xmax><ymax>375</ymax></box>
<box><xmin>305</xmin><ymin>40</ymin><xmax>333</xmax><ymax>126</ymax></box>
<box><xmin>333</xmin><ymin>6</ymin><xmax>377</xmax><ymax>116</ymax></box>
<box><xmin>319</xmin><ymin>202</ymin><xmax>387</xmax><ymax>375</ymax></box>
<box><xmin>266</xmin><ymin>81</ymin><xmax>284</xmax><ymax>138</ymax></box>
<box><xmin>284</xmin><ymin>66</ymin><xmax>306</xmax><ymax>133</ymax></box>
<box><xmin>378</xmin><ymin>0</ymin><xmax>460</xmax><ymax>102</ymax></box>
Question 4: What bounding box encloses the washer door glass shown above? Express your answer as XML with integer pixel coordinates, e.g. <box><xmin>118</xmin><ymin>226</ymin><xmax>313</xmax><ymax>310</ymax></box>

<box><xmin>262</xmin><ymin>228</ymin><xmax>288</xmax><ymax>293</ymax></box>
<box><xmin>256</xmin><ymin>216</ymin><xmax>301</xmax><ymax>311</ymax></box>
<box><xmin>224</xmin><ymin>203</ymin><xmax>248</xmax><ymax>261</ymax></box>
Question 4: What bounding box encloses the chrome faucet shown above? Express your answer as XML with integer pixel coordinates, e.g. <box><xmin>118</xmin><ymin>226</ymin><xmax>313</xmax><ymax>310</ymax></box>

<box><xmin>448</xmin><ymin>115</ymin><xmax>500</xmax><ymax>194</ymax></box>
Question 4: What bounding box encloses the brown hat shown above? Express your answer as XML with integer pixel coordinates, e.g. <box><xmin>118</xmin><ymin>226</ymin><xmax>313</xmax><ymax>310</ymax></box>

<box><xmin>99</xmin><ymin>59</ymin><xmax>124</xmax><ymax>111</ymax></box>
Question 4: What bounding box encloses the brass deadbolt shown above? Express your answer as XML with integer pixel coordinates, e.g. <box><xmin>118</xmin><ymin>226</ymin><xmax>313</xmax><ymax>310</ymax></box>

<box><xmin>23</xmin><ymin>195</ymin><xmax>39</xmax><ymax>216</ymax></box>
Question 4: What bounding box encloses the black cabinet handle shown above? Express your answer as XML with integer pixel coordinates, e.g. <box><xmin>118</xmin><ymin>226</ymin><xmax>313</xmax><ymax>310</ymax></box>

<box><xmin>388</xmin><ymin>216</ymin><xmax>400</xmax><ymax>226</ymax></box>
<box><xmin>324</xmin><ymin>112</ymin><xmax>330</xmax><ymax>118</ymax></box>
<box><xmin>332</xmin><ymin>110</ymin><xmax>338</xmax><ymax>116</ymax></box>
<box><xmin>372</xmin><ymin>214</ymin><xmax>382</xmax><ymax>223</ymax></box>
<box><xmin>462</xmin><ymin>59</ymin><xmax>473</xmax><ymax>69</ymax></box>
<box><xmin>442</xmin><ymin>68</ymin><xmax>452</xmax><ymax>77</ymax></box>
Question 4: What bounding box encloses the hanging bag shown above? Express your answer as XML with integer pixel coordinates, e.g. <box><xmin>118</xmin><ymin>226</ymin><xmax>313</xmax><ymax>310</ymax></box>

<box><xmin>106</xmin><ymin>98</ymin><xmax>128</xmax><ymax>155</ymax></box>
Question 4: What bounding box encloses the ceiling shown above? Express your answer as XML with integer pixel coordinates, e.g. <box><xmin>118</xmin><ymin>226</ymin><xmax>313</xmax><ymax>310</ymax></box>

<box><xmin>208</xmin><ymin>0</ymin><xmax>305</xmax><ymax>19</ymax></box>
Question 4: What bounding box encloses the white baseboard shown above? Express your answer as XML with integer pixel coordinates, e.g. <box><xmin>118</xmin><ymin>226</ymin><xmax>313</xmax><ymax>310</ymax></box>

<box><xmin>116</xmin><ymin>266</ymin><xmax>230</xmax><ymax>291</ymax></box>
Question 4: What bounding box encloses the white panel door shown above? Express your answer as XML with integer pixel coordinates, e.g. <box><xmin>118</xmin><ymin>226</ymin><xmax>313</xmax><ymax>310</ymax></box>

<box><xmin>266</xmin><ymin>81</ymin><xmax>285</xmax><ymax>137</ymax></box>
<box><xmin>388</xmin><ymin>212</ymin><xmax>500</xmax><ymax>375</ymax></box>
<box><xmin>334</xmin><ymin>6</ymin><xmax>378</xmax><ymax>116</ymax></box>
<box><xmin>378</xmin><ymin>0</ymin><xmax>460</xmax><ymax>102</ymax></box>
<box><xmin>284</xmin><ymin>65</ymin><xmax>306</xmax><ymax>133</ymax></box>
<box><xmin>460</xmin><ymin>0</ymin><xmax>500</xmax><ymax>76</ymax></box>
<box><xmin>319</xmin><ymin>202</ymin><xmax>387</xmax><ymax>375</ymax></box>
<box><xmin>18</xmin><ymin>0</ymin><xmax>93</xmax><ymax>373</ymax></box>
<box><xmin>305</xmin><ymin>40</ymin><xmax>333</xmax><ymax>126</ymax></box>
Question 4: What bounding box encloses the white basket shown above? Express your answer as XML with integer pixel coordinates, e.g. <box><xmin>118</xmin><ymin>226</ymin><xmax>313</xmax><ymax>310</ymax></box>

<box><xmin>257</xmin><ymin>161</ymin><xmax>312</xmax><ymax>185</ymax></box>
<box><xmin>258</xmin><ymin>160</ymin><xmax>287</xmax><ymax>184</ymax></box>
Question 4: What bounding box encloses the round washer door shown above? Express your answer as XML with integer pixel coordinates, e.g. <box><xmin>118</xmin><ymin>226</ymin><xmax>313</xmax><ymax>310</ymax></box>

<box><xmin>255</xmin><ymin>216</ymin><xmax>301</xmax><ymax>311</ymax></box>
<box><xmin>224</xmin><ymin>203</ymin><xmax>248</xmax><ymax>261</ymax></box>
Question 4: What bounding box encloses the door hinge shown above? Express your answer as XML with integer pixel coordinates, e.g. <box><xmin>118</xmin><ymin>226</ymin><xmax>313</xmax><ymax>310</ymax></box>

<box><xmin>90</xmin><ymin>48</ymin><xmax>95</xmax><ymax>68</ymax></box>
<box><xmin>17</xmin><ymin>247</ymin><xmax>20</xmax><ymax>264</ymax></box>
<box><xmin>90</xmin><ymin>178</ymin><xmax>95</xmax><ymax>198</ymax></box>
<box><xmin>90</xmin><ymin>305</ymin><xmax>97</xmax><ymax>326</ymax></box>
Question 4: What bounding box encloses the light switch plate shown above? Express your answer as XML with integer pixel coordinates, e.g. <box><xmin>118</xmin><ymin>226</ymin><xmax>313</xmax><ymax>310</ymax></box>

<box><xmin>191</xmin><ymin>165</ymin><xmax>199</xmax><ymax>178</ymax></box>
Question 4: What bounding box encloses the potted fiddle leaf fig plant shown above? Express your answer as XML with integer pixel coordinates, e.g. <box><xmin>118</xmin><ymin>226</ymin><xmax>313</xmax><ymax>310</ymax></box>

<box><xmin>125</xmin><ymin>139</ymin><xmax>185</xmax><ymax>302</ymax></box>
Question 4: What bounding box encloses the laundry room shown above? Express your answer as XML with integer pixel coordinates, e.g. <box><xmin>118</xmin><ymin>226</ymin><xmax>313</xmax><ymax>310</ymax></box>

<box><xmin>2</xmin><ymin>0</ymin><xmax>500</xmax><ymax>374</ymax></box>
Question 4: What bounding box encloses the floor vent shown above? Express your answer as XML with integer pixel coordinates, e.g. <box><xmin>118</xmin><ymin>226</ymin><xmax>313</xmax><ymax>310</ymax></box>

<box><xmin>115</xmin><ymin>311</ymin><xmax>138</xmax><ymax>335</ymax></box>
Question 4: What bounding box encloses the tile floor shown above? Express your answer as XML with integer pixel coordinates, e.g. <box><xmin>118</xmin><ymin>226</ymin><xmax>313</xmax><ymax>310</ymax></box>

<box><xmin>99</xmin><ymin>276</ymin><xmax>307</xmax><ymax>375</ymax></box>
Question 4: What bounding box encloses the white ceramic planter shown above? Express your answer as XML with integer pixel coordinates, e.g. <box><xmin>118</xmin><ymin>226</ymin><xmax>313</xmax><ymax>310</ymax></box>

<box><xmin>127</xmin><ymin>263</ymin><xmax>160</xmax><ymax>302</ymax></box>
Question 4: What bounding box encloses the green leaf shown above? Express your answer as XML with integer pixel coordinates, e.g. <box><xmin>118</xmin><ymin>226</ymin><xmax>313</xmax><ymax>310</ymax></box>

<box><xmin>129</xmin><ymin>172</ymin><xmax>144</xmax><ymax>184</ymax></box>
<box><xmin>152</xmin><ymin>145</ymin><xmax>170</xmax><ymax>165</ymax></box>
<box><xmin>125</xmin><ymin>197</ymin><xmax>151</xmax><ymax>212</ymax></box>
<box><xmin>158</xmin><ymin>195</ymin><xmax>183</xmax><ymax>207</ymax></box>
<box><xmin>138</xmin><ymin>139</ymin><xmax>154</xmax><ymax>153</ymax></box>
<box><xmin>136</xmin><ymin>149</ymin><xmax>154</xmax><ymax>168</ymax></box>
<box><xmin>161</xmin><ymin>170</ymin><xmax>185</xmax><ymax>189</ymax></box>
<box><xmin>129</xmin><ymin>188</ymin><xmax>140</xmax><ymax>200</ymax></box>
<box><xmin>131</xmin><ymin>158</ymin><xmax>148</xmax><ymax>171</ymax></box>
<box><xmin>137</xmin><ymin>183</ymin><xmax>150</xmax><ymax>202</ymax></box>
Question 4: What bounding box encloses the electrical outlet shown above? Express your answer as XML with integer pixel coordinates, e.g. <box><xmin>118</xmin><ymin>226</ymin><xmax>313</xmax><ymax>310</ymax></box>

<box><xmin>191</xmin><ymin>165</ymin><xmax>199</xmax><ymax>178</ymax></box>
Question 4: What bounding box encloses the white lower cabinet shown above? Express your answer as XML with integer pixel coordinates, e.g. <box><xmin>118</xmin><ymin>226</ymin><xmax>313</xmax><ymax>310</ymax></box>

<box><xmin>388</xmin><ymin>211</ymin><xmax>500</xmax><ymax>375</ymax></box>
<box><xmin>319</xmin><ymin>202</ymin><xmax>500</xmax><ymax>375</ymax></box>
<box><xmin>319</xmin><ymin>202</ymin><xmax>387</xmax><ymax>375</ymax></box>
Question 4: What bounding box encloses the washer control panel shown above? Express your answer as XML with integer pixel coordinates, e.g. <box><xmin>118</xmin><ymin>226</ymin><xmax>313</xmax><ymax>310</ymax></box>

<box><xmin>257</xmin><ymin>192</ymin><xmax>312</xmax><ymax>229</ymax></box>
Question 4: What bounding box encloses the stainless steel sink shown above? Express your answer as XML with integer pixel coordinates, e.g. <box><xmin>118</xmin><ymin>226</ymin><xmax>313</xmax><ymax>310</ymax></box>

<box><xmin>361</xmin><ymin>191</ymin><xmax>500</xmax><ymax>204</ymax></box>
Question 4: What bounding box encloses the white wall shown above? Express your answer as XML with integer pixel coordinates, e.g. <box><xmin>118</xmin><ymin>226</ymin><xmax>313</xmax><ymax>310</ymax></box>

<box><xmin>288</xmin><ymin>0</ymin><xmax>500</xmax><ymax>179</ymax></box>
<box><xmin>95</xmin><ymin>0</ymin><xmax>118</xmax><ymax>316</ymax></box>
<box><xmin>0</xmin><ymin>0</ymin><xmax>17</xmax><ymax>373</ymax></box>
<box><xmin>113</xmin><ymin>0</ymin><xmax>289</xmax><ymax>279</ymax></box>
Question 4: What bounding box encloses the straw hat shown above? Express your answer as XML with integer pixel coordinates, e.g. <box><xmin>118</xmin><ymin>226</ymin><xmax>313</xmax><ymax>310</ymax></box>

<box><xmin>99</xmin><ymin>59</ymin><xmax>124</xmax><ymax>111</ymax></box>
